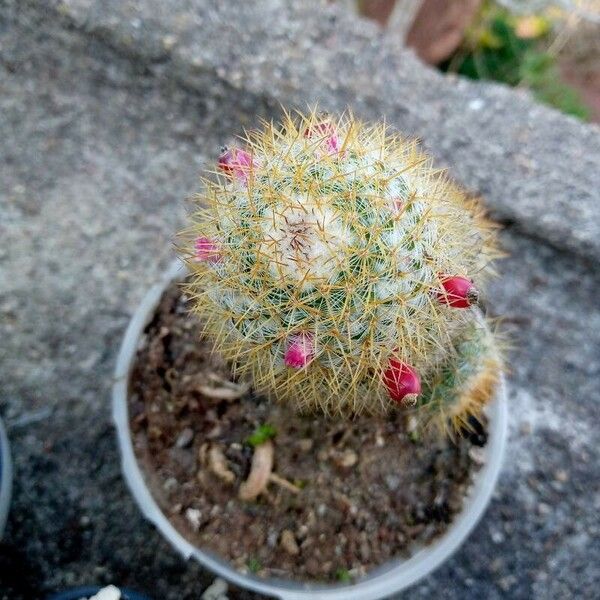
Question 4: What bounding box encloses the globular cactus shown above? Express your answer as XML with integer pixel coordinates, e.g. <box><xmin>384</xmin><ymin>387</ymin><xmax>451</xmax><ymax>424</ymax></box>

<box><xmin>420</xmin><ymin>320</ymin><xmax>503</xmax><ymax>436</ymax></box>
<box><xmin>182</xmin><ymin>109</ymin><xmax>502</xmax><ymax>427</ymax></box>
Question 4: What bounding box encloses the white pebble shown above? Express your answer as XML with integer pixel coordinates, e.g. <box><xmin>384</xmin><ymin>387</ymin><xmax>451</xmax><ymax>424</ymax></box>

<box><xmin>87</xmin><ymin>586</ymin><xmax>121</xmax><ymax>600</ymax></box>
<box><xmin>201</xmin><ymin>577</ymin><xmax>229</xmax><ymax>600</ymax></box>
<box><xmin>468</xmin><ymin>98</ymin><xmax>485</xmax><ymax>111</ymax></box>
<box><xmin>176</xmin><ymin>427</ymin><xmax>194</xmax><ymax>448</ymax></box>
<box><xmin>185</xmin><ymin>508</ymin><xmax>202</xmax><ymax>531</ymax></box>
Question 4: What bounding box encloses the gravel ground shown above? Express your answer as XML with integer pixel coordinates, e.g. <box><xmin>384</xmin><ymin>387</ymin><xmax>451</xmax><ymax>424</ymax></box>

<box><xmin>0</xmin><ymin>1</ymin><xmax>599</xmax><ymax>599</ymax></box>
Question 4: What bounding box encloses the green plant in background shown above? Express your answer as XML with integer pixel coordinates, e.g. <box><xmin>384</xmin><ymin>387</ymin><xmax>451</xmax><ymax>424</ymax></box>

<box><xmin>520</xmin><ymin>51</ymin><xmax>590</xmax><ymax>119</ymax></box>
<box><xmin>182</xmin><ymin>109</ymin><xmax>502</xmax><ymax>433</ymax></box>
<box><xmin>442</xmin><ymin>2</ymin><xmax>590</xmax><ymax>120</ymax></box>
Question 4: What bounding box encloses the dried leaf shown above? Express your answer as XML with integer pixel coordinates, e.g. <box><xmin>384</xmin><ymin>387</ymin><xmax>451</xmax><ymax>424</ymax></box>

<box><xmin>197</xmin><ymin>383</ymin><xmax>249</xmax><ymax>401</ymax></box>
<box><xmin>239</xmin><ymin>440</ymin><xmax>274</xmax><ymax>501</ymax></box>
<box><xmin>207</xmin><ymin>444</ymin><xmax>235</xmax><ymax>484</ymax></box>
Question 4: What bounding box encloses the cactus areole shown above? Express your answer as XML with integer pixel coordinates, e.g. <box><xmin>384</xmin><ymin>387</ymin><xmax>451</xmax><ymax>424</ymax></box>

<box><xmin>182</xmin><ymin>110</ymin><xmax>501</xmax><ymax>421</ymax></box>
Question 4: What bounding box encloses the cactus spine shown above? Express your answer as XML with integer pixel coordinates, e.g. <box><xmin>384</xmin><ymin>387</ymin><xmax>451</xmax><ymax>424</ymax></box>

<box><xmin>182</xmin><ymin>109</ymin><xmax>501</xmax><ymax>426</ymax></box>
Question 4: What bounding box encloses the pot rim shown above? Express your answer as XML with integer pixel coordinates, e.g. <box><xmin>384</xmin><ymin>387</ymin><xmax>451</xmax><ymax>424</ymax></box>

<box><xmin>0</xmin><ymin>415</ymin><xmax>12</xmax><ymax>539</ymax></box>
<box><xmin>113</xmin><ymin>258</ymin><xmax>508</xmax><ymax>600</ymax></box>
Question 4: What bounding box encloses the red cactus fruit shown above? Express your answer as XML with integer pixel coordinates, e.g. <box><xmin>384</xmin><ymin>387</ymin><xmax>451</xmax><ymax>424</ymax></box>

<box><xmin>383</xmin><ymin>358</ymin><xmax>421</xmax><ymax>405</ymax></box>
<box><xmin>438</xmin><ymin>276</ymin><xmax>479</xmax><ymax>308</ymax></box>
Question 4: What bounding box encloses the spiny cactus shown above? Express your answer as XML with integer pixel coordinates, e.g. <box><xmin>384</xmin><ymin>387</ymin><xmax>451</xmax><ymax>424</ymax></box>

<box><xmin>420</xmin><ymin>319</ymin><xmax>503</xmax><ymax>436</ymax></box>
<box><xmin>182</xmin><ymin>109</ymin><xmax>502</xmax><ymax>425</ymax></box>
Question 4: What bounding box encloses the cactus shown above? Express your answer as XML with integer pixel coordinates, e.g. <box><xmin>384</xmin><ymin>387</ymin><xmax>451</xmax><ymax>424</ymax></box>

<box><xmin>181</xmin><ymin>109</ymin><xmax>502</xmax><ymax>427</ymax></box>
<box><xmin>420</xmin><ymin>319</ymin><xmax>503</xmax><ymax>436</ymax></box>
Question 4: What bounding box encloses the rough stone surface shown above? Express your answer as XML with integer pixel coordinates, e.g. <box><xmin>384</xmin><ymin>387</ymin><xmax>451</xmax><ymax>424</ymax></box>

<box><xmin>0</xmin><ymin>1</ymin><xmax>599</xmax><ymax>599</ymax></box>
<box><xmin>19</xmin><ymin>0</ymin><xmax>600</xmax><ymax>262</ymax></box>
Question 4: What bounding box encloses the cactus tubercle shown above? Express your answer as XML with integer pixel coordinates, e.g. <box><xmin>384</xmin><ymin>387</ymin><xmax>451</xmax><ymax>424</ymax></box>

<box><xmin>383</xmin><ymin>359</ymin><xmax>421</xmax><ymax>406</ymax></box>
<box><xmin>438</xmin><ymin>276</ymin><xmax>479</xmax><ymax>308</ymax></box>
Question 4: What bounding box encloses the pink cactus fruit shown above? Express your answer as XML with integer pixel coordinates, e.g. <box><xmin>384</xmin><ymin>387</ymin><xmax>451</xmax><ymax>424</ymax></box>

<box><xmin>194</xmin><ymin>237</ymin><xmax>221</xmax><ymax>263</ymax></box>
<box><xmin>304</xmin><ymin>122</ymin><xmax>341</xmax><ymax>155</ymax></box>
<box><xmin>218</xmin><ymin>147</ymin><xmax>254</xmax><ymax>182</ymax></box>
<box><xmin>284</xmin><ymin>332</ymin><xmax>315</xmax><ymax>368</ymax></box>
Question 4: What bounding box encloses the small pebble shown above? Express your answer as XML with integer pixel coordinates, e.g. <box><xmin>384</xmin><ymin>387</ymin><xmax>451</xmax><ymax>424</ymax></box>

<box><xmin>468</xmin><ymin>447</ymin><xmax>486</xmax><ymax>465</ymax></box>
<box><xmin>537</xmin><ymin>502</ymin><xmax>551</xmax><ymax>516</ymax></box>
<box><xmin>406</xmin><ymin>415</ymin><xmax>418</xmax><ymax>433</ymax></box>
<box><xmin>267</xmin><ymin>529</ymin><xmax>278</xmax><ymax>548</ymax></box>
<box><xmin>297</xmin><ymin>438</ymin><xmax>314</xmax><ymax>452</ymax></box>
<box><xmin>280</xmin><ymin>529</ymin><xmax>300</xmax><ymax>555</ymax></box>
<box><xmin>333</xmin><ymin>449</ymin><xmax>358</xmax><ymax>468</ymax></box>
<box><xmin>176</xmin><ymin>427</ymin><xmax>194</xmax><ymax>448</ymax></box>
<box><xmin>206</xmin><ymin>425</ymin><xmax>222</xmax><ymax>439</ymax></box>
<box><xmin>201</xmin><ymin>577</ymin><xmax>229</xmax><ymax>600</ymax></box>
<box><xmin>490</xmin><ymin>529</ymin><xmax>505</xmax><ymax>544</ymax></box>
<box><xmin>359</xmin><ymin>540</ymin><xmax>371</xmax><ymax>561</ymax></box>
<box><xmin>163</xmin><ymin>477</ymin><xmax>178</xmax><ymax>492</ymax></box>
<box><xmin>554</xmin><ymin>469</ymin><xmax>568</xmax><ymax>483</ymax></box>
<box><xmin>296</xmin><ymin>524</ymin><xmax>309</xmax><ymax>540</ymax></box>
<box><xmin>185</xmin><ymin>508</ymin><xmax>202</xmax><ymax>531</ymax></box>
<box><xmin>385</xmin><ymin>474</ymin><xmax>400</xmax><ymax>491</ymax></box>
<box><xmin>490</xmin><ymin>557</ymin><xmax>504</xmax><ymax>573</ymax></box>
<box><xmin>498</xmin><ymin>575</ymin><xmax>516</xmax><ymax>592</ymax></box>
<box><xmin>162</xmin><ymin>34</ymin><xmax>177</xmax><ymax>51</ymax></box>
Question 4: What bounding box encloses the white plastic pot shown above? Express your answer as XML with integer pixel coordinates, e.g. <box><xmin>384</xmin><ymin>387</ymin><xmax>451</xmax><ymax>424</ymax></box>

<box><xmin>0</xmin><ymin>415</ymin><xmax>13</xmax><ymax>539</ymax></box>
<box><xmin>113</xmin><ymin>259</ymin><xmax>508</xmax><ymax>600</ymax></box>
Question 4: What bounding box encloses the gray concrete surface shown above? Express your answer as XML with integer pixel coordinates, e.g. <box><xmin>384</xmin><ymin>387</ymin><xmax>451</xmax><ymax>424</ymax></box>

<box><xmin>0</xmin><ymin>1</ymin><xmax>599</xmax><ymax>598</ymax></box>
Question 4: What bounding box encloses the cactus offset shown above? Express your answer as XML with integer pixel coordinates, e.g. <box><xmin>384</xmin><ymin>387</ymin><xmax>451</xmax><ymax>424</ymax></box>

<box><xmin>419</xmin><ymin>320</ymin><xmax>503</xmax><ymax>436</ymax></box>
<box><xmin>182</xmin><ymin>109</ymin><xmax>502</xmax><ymax>425</ymax></box>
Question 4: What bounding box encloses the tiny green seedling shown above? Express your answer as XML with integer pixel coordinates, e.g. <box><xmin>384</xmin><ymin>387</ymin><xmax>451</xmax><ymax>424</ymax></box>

<box><xmin>335</xmin><ymin>568</ymin><xmax>352</xmax><ymax>583</ymax></box>
<box><xmin>246</xmin><ymin>423</ymin><xmax>277</xmax><ymax>447</ymax></box>
<box><xmin>247</xmin><ymin>557</ymin><xmax>261</xmax><ymax>574</ymax></box>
